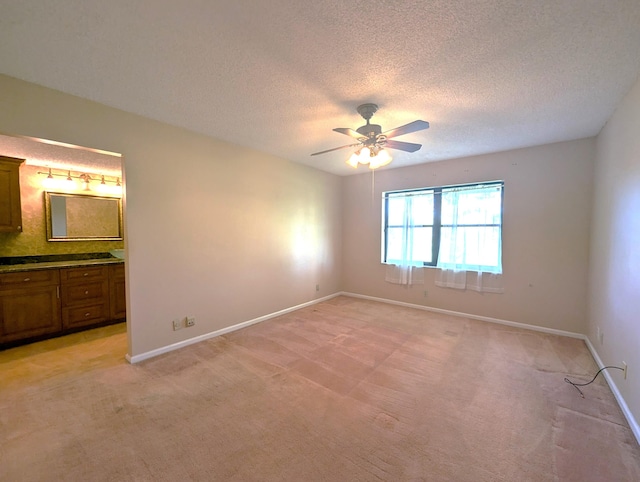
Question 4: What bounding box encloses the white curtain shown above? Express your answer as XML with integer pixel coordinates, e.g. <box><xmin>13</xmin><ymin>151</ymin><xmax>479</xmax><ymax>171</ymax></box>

<box><xmin>385</xmin><ymin>195</ymin><xmax>425</xmax><ymax>286</ymax></box>
<box><xmin>434</xmin><ymin>269</ymin><xmax>466</xmax><ymax>289</ymax></box>
<box><xmin>385</xmin><ymin>264</ymin><xmax>425</xmax><ymax>285</ymax></box>
<box><xmin>436</xmin><ymin>185</ymin><xmax>503</xmax><ymax>292</ymax></box>
<box><xmin>435</xmin><ymin>269</ymin><xmax>504</xmax><ymax>293</ymax></box>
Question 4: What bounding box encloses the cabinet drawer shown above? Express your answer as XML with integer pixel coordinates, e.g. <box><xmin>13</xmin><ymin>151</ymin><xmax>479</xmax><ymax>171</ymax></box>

<box><xmin>62</xmin><ymin>280</ymin><xmax>108</xmax><ymax>306</ymax></box>
<box><xmin>62</xmin><ymin>302</ymin><xmax>108</xmax><ymax>329</ymax></box>
<box><xmin>60</xmin><ymin>265</ymin><xmax>109</xmax><ymax>283</ymax></box>
<box><xmin>0</xmin><ymin>269</ymin><xmax>59</xmax><ymax>288</ymax></box>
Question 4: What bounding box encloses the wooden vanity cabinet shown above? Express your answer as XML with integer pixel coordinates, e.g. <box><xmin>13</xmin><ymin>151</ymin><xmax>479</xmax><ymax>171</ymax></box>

<box><xmin>0</xmin><ymin>269</ymin><xmax>62</xmax><ymax>343</ymax></box>
<box><xmin>60</xmin><ymin>265</ymin><xmax>110</xmax><ymax>330</ymax></box>
<box><xmin>0</xmin><ymin>262</ymin><xmax>125</xmax><ymax>347</ymax></box>
<box><xmin>0</xmin><ymin>156</ymin><xmax>25</xmax><ymax>233</ymax></box>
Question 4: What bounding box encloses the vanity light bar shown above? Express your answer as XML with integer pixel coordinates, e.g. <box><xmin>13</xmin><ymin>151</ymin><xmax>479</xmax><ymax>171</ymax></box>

<box><xmin>38</xmin><ymin>168</ymin><xmax>122</xmax><ymax>186</ymax></box>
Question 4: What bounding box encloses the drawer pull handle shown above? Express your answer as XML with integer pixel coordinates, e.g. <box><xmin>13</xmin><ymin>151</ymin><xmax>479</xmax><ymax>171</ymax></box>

<box><xmin>23</xmin><ymin>277</ymin><xmax>31</xmax><ymax>282</ymax></box>
<box><xmin>85</xmin><ymin>312</ymin><xmax>91</xmax><ymax>317</ymax></box>
<box><xmin>84</xmin><ymin>290</ymin><xmax>89</xmax><ymax>295</ymax></box>
<box><xmin>83</xmin><ymin>272</ymin><xmax>89</xmax><ymax>277</ymax></box>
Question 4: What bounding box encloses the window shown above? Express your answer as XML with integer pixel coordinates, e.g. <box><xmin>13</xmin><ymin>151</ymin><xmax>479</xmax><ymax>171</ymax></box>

<box><xmin>382</xmin><ymin>181</ymin><xmax>504</xmax><ymax>273</ymax></box>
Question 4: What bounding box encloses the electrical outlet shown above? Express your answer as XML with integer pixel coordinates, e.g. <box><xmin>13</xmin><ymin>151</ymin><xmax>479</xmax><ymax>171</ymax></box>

<box><xmin>172</xmin><ymin>319</ymin><xmax>183</xmax><ymax>331</ymax></box>
<box><xmin>597</xmin><ymin>327</ymin><xmax>604</xmax><ymax>345</ymax></box>
<box><xmin>622</xmin><ymin>361</ymin><xmax>628</xmax><ymax>380</ymax></box>
<box><xmin>316</xmin><ymin>284</ymin><xmax>320</xmax><ymax>292</ymax></box>
<box><xmin>423</xmin><ymin>290</ymin><xmax>428</xmax><ymax>298</ymax></box>
<box><xmin>186</xmin><ymin>316</ymin><xmax>196</xmax><ymax>327</ymax></box>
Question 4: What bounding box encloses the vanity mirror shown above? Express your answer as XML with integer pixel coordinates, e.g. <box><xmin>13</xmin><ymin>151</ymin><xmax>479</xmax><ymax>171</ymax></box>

<box><xmin>44</xmin><ymin>192</ymin><xmax>123</xmax><ymax>241</ymax></box>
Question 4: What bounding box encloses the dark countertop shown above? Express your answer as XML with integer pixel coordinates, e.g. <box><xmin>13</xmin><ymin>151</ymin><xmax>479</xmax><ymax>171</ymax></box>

<box><xmin>0</xmin><ymin>253</ymin><xmax>124</xmax><ymax>273</ymax></box>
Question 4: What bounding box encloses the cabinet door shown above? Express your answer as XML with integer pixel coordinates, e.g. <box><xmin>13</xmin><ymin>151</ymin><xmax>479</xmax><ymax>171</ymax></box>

<box><xmin>109</xmin><ymin>264</ymin><xmax>126</xmax><ymax>320</ymax></box>
<box><xmin>0</xmin><ymin>286</ymin><xmax>62</xmax><ymax>343</ymax></box>
<box><xmin>0</xmin><ymin>157</ymin><xmax>24</xmax><ymax>233</ymax></box>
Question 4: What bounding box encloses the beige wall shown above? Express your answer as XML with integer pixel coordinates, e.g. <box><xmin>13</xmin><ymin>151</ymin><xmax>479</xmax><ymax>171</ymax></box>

<box><xmin>0</xmin><ymin>164</ymin><xmax>124</xmax><ymax>256</ymax></box>
<box><xmin>0</xmin><ymin>74</ymin><xmax>342</xmax><ymax>357</ymax></box>
<box><xmin>588</xmin><ymin>75</ymin><xmax>640</xmax><ymax>423</ymax></box>
<box><xmin>3</xmin><ymin>69</ymin><xmax>638</xmax><ymax>435</ymax></box>
<box><xmin>342</xmin><ymin>138</ymin><xmax>595</xmax><ymax>333</ymax></box>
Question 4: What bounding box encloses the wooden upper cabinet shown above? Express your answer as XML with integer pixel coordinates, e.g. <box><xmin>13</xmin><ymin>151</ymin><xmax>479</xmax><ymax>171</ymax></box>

<box><xmin>0</xmin><ymin>156</ymin><xmax>25</xmax><ymax>233</ymax></box>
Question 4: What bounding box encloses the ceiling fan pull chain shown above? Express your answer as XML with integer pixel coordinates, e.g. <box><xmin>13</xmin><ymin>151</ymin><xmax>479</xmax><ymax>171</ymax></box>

<box><xmin>371</xmin><ymin>169</ymin><xmax>376</xmax><ymax>206</ymax></box>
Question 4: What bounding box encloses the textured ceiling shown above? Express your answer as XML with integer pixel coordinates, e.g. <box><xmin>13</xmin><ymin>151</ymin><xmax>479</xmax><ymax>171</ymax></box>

<box><xmin>0</xmin><ymin>134</ymin><xmax>122</xmax><ymax>178</ymax></box>
<box><xmin>1</xmin><ymin>1</ymin><xmax>639</xmax><ymax>176</ymax></box>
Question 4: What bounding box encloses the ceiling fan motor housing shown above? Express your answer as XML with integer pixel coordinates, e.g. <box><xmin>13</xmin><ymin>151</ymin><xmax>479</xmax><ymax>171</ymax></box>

<box><xmin>356</xmin><ymin>124</ymin><xmax>382</xmax><ymax>139</ymax></box>
<box><xmin>355</xmin><ymin>103</ymin><xmax>382</xmax><ymax>143</ymax></box>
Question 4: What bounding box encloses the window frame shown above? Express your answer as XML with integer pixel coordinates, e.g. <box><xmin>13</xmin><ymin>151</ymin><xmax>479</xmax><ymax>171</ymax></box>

<box><xmin>382</xmin><ymin>181</ymin><xmax>504</xmax><ymax>269</ymax></box>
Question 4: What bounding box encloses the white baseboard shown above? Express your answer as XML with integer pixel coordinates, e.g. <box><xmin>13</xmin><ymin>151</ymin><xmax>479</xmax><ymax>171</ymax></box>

<box><xmin>341</xmin><ymin>291</ymin><xmax>584</xmax><ymax>339</ymax></box>
<box><xmin>125</xmin><ymin>290</ymin><xmax>640</xmax><ymax>446</ymax></box>
<box><xmin>125</xmin><ymin>293</ymin><xmax>341</xmax><ymax>364</ymax></box>
<box><xmin>341</xmin><ymin>291</ymin><xmax>640</xmax><ymax>446</ymax></box>
<box><xmin>583</xmin><ymin>336</ymin><xmax>640</xmax><ymax>445</ymax></box>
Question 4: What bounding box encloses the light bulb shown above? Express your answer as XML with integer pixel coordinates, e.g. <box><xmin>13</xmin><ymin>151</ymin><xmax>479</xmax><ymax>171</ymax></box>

<box><xmin>346</xmin><ymin>152</ymin><xmax>359</xmax><ymax>168</ymax></box>
<box><xmin>42</xmin><ymin>168</ymin><xmax>58</xmax><ymax>190</ymax></box>
<box><xmin>64</xmin><ymin>170</ymin><xmax>79</xmax><ymax>190</ymax></box>
<box><xmin>369</xmin><ymin>149</ymin><xmax>392</xmax><ymax>169</ymax></box>
<box><xmin>359</xmin><ymin>147</ymin><xmax>371</xmax><ymax>164</ymax></box>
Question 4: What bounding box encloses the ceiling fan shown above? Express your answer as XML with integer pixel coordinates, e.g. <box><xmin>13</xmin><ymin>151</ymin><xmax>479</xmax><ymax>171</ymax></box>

<box><xmin>311</xmin><ymin>103</ymin><xmax>429</xmax><ymax>169</ymax></box>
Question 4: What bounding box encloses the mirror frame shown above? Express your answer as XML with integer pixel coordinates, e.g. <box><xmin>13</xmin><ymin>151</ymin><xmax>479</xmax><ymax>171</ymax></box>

<box><xmin>44</xmin><ymin>191</ymin><xmax>123</xmax><ymax>241</ymax></box>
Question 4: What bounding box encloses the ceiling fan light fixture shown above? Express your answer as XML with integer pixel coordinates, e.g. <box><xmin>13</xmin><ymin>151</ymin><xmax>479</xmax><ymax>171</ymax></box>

<box><xmin>369</xmin><ymin>149</ymin><xmax>392</xmax><ymax>170</ymax></box>
<box><xmin>346</xmin><ymin>152</ymin><xmax>360</xmax><ymax>168</ymax></box>
<box><xmin>358</xmin><ymin>147</ymin><xmax>371</xmax><ymax>164</ymax></box>
<box><xmin>311</xmin><ymin>103</ymin><xmax>429</xmax><ymax>171</ymax></box>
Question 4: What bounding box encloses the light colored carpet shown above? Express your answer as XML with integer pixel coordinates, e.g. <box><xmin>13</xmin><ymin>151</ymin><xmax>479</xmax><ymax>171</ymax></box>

<box><xmin>1</xmin><ymin>296</ymin><xmax>639</xmax><ymax>481</ymax></box>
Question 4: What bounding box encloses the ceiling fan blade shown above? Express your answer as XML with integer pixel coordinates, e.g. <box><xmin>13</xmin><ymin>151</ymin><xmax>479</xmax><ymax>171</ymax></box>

<box><xmin>382</xmin><ymin>120</ymin><xmax>430</xmax><ymax>139</ymax></box>
<box><xmin>384</xmin><ymin>139</ymin><xmax>423</xmax><ymax>153</ymax></box>
<box><xmin>333</xmin><ymin>128</ymin><xmax>368</xmax><ymax>140</ymax></box>
<box><xmin>310</xmin><ymin>143</ymin><xmax>361</xmax><ymax>156</ymax></box>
